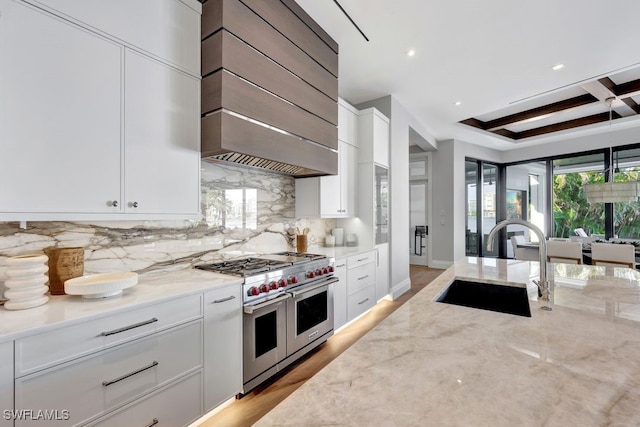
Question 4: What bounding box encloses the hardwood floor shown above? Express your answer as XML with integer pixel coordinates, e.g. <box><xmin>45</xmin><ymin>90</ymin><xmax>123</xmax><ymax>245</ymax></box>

<box><xmin>198</xmin><ymin>265</ymin><xmax>444</xmax><ymax>427</ymax></box>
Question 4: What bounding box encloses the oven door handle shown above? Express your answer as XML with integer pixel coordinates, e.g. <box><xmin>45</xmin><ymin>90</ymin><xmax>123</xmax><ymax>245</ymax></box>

<box><xmin>289</xmin><ymin>277</ymin><xmax>339</xmax><ymax>297</ymax></box>
<box><xmin>243</xmin><ymin>293</ymin><xmax>291</xmax><ymax>314</ymax></box>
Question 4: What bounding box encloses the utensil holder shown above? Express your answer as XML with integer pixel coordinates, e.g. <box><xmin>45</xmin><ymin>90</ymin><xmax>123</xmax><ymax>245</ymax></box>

<box><xmin>44</xmin><ymin>247</ymin><xmax>84</xmax><ymax>295</ymax></box>
<box><xmin>296</xmin><ymin>235</ymin><xmax>308</xmax><ymax>253</ymax></box>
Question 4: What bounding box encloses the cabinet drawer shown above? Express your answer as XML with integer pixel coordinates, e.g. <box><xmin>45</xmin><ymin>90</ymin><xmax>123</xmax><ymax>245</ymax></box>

<box><xmin>347</xmin><ymin>262</ymin><xmax>376</xmax><ymax>295</ymax></box>
<box><xmin>347</xmin><ymin>251</ymin><xmax>376</xmax><ymax>269</ymax></box>
<box><xmin>347</xmin><ymin>285</ymin><xmax>375</xmax><ymax>321</ymax></box>
<box><xmin>16</xmin><ymin>294</ymin><xmax>202</xmax><ymax>377</ymax></box>
<box><xmin>15</xmin><ymin>320</ymin><xmax>202</xmax><ymax>427</ymax></box>
<box><xmin>87</xmin><ymin>370</ymin><xmax>203</xmax><ymax>427</ymax></box>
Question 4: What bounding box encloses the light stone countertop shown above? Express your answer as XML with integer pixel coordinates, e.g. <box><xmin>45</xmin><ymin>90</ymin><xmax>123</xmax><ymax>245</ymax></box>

<box><xmin>305</xmin><ymin>245</ymin><xmax>376</xmax><ymax>259</ymax></box>
<box><xmin>0</xmin><ymin>266</ymin><xmax>242</xmax><ymax>342</ymax></box>
<box><xmin>255</xmin><ymin>257</ymin><xmax>640</xmax><ymax>426</ymax></box>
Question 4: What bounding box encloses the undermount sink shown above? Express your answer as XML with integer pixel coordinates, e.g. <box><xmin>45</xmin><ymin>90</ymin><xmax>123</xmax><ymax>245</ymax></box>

<box><xmin>435</xmin><ymin>279</ymin><xmax>531</xmax><ymax>317</ymax></box>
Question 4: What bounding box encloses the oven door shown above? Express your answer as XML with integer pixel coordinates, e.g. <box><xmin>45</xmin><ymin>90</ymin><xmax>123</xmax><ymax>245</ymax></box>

<box><xmin>286</xmin><ymin>277</ymin><xmax>337</xmax><ymax>356</ymax></box>
<box><xmin>243</xmin><ymin>294</ymin><xmax>289</xmax><ymax>386</ymax></box>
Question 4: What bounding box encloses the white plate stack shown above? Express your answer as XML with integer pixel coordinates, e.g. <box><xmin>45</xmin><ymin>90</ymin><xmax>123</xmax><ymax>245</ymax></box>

<box><xmin>4</xmin><ymin>254</ymin><xmax>50</xmax><ymax>310</ymax></box>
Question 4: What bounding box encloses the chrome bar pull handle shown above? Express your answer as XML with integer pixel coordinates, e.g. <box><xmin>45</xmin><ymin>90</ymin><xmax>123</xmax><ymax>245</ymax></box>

<box><xmin>357</xmin><ymin>275</ymin><xmax>369</xmax><ymax>281</ymax></box>
<box><xmin>102</xmin><ymin>361</ymin><xmax>158</xmax><ymax>387</ymax></box>
<box><xmin>146</xmin><ymin>418</ymin><xmax>159</xmax><ymax>427</ymax></box>
<box><xmin>358</xmin><ymin>298</ymin><xmax>369</xmax><ymax>305</ymax></box>
<box><xmin>100</xmin><ymin>318</ymin><xmax>158</xmax><ymax>336</ymax></box>
<box><xmin>211</xmin><ymin>295</ymin><xmax>236</xmax><ymax>304</ymax></box>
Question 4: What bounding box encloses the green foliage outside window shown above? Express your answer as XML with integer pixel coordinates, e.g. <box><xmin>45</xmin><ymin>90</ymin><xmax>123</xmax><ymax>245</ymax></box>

<box><xmin>553</xmin><ymin>169</ymin><xmax>640</xmax><ymax>238</ymax></box>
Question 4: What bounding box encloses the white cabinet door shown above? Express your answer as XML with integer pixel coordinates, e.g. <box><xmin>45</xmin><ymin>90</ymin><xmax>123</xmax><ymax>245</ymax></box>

<box><xmin>375</xmin><ymin>243</ymin><xmax>389</xmax><ymax>301</ymax></box>
<box><xmin>358</xmin><ymin>108</ymin><xmax>389</xmax><ymax>168</ymax></box>
<box><xmin>0</xmin><ymin>341</ymin><xmax>12</xmax><ymax>427</ymax></box>
<box><xmin>319</xmin><ymin>172</ymin><xmax>342</xmax><ymax>217</ymax></box>
<box><xmin>338</xmin><ymin>98</ymin><xmax>358</xmax><ymax>147</ymax></box>
<box><xmin>319</xmin><ymin>140</ymin><xmax>357</xmax><ymax>217</ymax></box>
<box><xmin>373</xmin><ymin>112</ymin><xmax>390</xmax><ymax>167</ymax></box>
<box><xmin>203</xmin><ymin>284</ymin><xmax>242</xmax><ymax>412</ymax></box>
<box><xmin>0</xmin><ymin>0</ymin><xmax>122</xmax><ymax>214</ymax></box>
<box><xmin>27</xmin><ymin>0</ymin><xmax>201</xmax><ymax>76</ymax></box>
<box><xmin>124</xmin><ymin>49</ymin><xmax>200</xmax><ymax>216</ymax></box>
<box><xmin>333</xmin><ymin>258</ymin><xmax>348</xmax><ymax>330</ymax></box>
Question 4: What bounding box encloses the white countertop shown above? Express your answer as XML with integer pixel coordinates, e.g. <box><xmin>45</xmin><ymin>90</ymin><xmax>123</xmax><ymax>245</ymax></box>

<box><xmin>255</xmin><ymin>257</ymin><xmax>640</xmax><ymax>426</ymax></box>
<box><xmin>306</xmin><ymin>245</ymin><xmax>376</xmax><ymax>259</ymax></box>
<box><xmin>0</xmin><ymin>266</ymin><xmax>242</xmax><ymax>342</ymax></box>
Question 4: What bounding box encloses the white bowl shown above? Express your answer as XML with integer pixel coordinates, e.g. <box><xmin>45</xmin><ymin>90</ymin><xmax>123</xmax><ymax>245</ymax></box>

<box><xmin>64</xmin><ymin>272</ymin><xmax>138</xmax><ymax>299</ymax></box>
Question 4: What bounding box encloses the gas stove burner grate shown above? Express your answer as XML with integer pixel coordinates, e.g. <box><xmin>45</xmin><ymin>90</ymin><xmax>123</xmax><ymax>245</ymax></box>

<box><xmin>195</xmin><ymin>257</ymin><xmax>293</xmax><ymax>277</ymax></box>
<box><xmin>271</xmin><ymin>252</ymin><xmax>326</xmax><ymax>260</ymax></box>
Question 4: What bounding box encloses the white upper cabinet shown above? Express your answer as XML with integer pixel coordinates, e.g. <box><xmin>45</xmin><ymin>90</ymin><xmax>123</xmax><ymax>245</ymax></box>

<box><xmin>0</xmin><ymin>0</ymin><xmax>201</xmax><ymax>220</ymax></box>
<box><xmin>124</xmin><ymin>50</ymin><xmax>200</xmax><ymax>216</ymax></box>
<box><xmin>0</xmin><ymin>0</ymin><xmax>122</xmax><ymax>215</ymax></box>
<box><xmin>296</xmin><ymin>140</ymin><xmax>357</xmax><ymax>218</ymax></box>
<box><xmin>358</xmin><ymin>108</ymin><xmax>389</xmax><ymax>168</ymax></box>
<box><xmin>296</xmin><ymin>98</ymin><xmax>359</xmax><ymax>219</ymax></box>
<box><xmin>338</xmin><ymin>98</ymin><xmax>358</xmax><ymax>147</ymax></box>
<box><xmin>25</xmin><ymin>0</ymin><xmax>201</xmax><ymax>76</ymax></box>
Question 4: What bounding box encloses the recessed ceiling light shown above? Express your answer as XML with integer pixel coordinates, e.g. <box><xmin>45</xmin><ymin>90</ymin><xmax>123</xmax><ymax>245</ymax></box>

<box><xmin>407</xmin><ymin>49</ymin><xmax>416</xmax><ymax>57</ymax></box>
<box><xmin>552</xmin><ymin>63</ymin><xmax>565</xmax><ymax>71</ymax></box>
<box><xmin>454</xmin><ymin>101</ymin><xmax>462</xmax><ymax>106</ymax></box>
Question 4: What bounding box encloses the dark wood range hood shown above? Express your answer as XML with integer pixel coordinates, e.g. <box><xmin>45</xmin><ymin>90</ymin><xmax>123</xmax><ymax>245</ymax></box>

<box><xmin>201</xmin><ymin>0</ymin><xmax>339</xmax><ymax>177</ymax></box>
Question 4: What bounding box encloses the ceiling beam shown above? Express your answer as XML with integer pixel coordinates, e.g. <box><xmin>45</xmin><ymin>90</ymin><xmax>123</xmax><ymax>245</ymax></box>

<box><xmin>582</xmin><ymin>78</ymin><xmax>636</xmax><ymax>117</ymax></box>
<box><xmin>515</xmin><ymin>111</ymin><xmax>621</xmax><ymax>140</ymax></box>
<box><xmin>482</xmin><ymin>94</ymin><xmax>597</xmax><ymax>131</ymax></box>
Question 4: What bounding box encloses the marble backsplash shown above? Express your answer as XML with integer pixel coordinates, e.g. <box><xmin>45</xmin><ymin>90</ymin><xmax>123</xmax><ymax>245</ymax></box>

<box><xmin>0</xmin><ymin>162</ymin><xmax>335</xmax><ymax>296</ymax></box>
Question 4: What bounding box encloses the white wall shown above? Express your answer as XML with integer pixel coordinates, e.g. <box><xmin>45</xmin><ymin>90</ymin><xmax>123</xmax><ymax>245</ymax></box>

<box><xmin>431</xmin><ymin>139</ymin><xmax>502</xmax><ymax>266</ymax></box>
<box><xmin>355</xmin><ymin>96</ymin><xmax>435</xmax><ymax>297</ymax></box>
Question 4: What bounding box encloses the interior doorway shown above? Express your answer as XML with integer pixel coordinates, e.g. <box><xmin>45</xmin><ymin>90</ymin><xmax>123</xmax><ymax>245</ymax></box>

<box><xmin>409</xmin><ymin>153</ymin><xmax>429</xmax><ymax>266</ymax></box>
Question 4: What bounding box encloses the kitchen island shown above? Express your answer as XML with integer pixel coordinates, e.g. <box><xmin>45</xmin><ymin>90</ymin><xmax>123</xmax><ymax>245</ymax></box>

<box><xmin>254</xmin><ymin>257</ymin><xmax>640</xmax><ymax>426</ymax></box>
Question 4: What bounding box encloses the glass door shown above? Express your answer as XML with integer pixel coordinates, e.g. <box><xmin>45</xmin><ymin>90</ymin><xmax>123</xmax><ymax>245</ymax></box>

<box><xmin>465</xmin><ymin>159</ymin><xmax>499</xmax><ymax>257</ymax></box>
<box><xmin>409</xmin><ymin>155</ymin><xmax>428</xmax><ymax>265</ymax></box>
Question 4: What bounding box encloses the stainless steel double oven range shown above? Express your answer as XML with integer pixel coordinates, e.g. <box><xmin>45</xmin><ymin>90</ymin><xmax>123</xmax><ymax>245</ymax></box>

<box><xmin>196</xmin><ymin>252</ymin><xmax>337</xmax><ymax>393</ymax></box>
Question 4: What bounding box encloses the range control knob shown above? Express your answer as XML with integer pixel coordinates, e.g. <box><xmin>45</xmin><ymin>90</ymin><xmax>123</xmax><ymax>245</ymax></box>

<box><xmin>327</xmin><ymin>265</ymin><xmax>334</xmax><ymax>273</ymax></box>
<box><xmin>248</xmin><ymin>286</ymin><xmax>260</xmax><ymax>296</ymax></box>
<box><xmin>278</xmin><ymin>279</ymin><xmax>287</xmax><ymax>288</ymax></box>
<box><xmin>288</xmin><ymin>276</ymin><xmax>299</xmax><ymax>284</ymax></box>
<box><xmin>307</xmin><ymin>271</ymin><xmax>316</xmax><ymax>279</ymax></box>
<box><xmin>259</xmin><ymin>283</ymin><xmax>270</xmax><ymax>293</ymax></box>
<box><xmin>269</xmin><ymin>281</ymin><xmax>279</xmax><ymax>290</ymax></box>
<box><xmin>315</xmin><ymin>268</ymin><xmax>323</xmax><ymax>276</ymax></box>
<box><xmin>322</xmin><ymin>267</ymin><xmax>329</xmax><ymax>275</ymax></box>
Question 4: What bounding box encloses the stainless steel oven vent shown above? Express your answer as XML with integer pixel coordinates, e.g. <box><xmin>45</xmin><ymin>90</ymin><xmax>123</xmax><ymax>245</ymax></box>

<box><xmin>203</xmin><ymin>151</ymin><xmax>314</xmax><ymax>176</ymax></box>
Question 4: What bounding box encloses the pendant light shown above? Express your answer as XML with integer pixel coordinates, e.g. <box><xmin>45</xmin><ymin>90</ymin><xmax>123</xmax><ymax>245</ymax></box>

<box><xmin>583</xmin><ymin>97</ymin><xmax>640</xmax><ymax>203</ymax></box>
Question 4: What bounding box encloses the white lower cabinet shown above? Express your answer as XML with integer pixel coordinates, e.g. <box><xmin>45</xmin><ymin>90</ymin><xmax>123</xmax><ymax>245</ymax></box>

<box><xmin>346</xmin><ymin>251</ymin><xmax>376</xmax><ymax>320</ymax></box>
<box><xmin>87</xmin><ymin>371</ymin><xmax>203</xmax><ymax>427</ymax></box>
<box><xmin>0</xmin><ymin>341</ymin><xmax>12</xmax><ymax>427</ymax></box>
<box><xmin>15</xmin><ymin>321</ymin><xmax>202</xmax><ymax>426</ymax></box>
<box><xmin>375</xmin><ymin>243</ymin><xmax>389</xmax><ymax>301</ymax></box>
<box><xmin>204</xmin><ymin>284</ymin><xmax>242</xmax><ymax>411</ymax></box>
<box><xmin>332</xmin><ymin>258</ymin><xmax>348</xmax><ymax>330</ymax></box>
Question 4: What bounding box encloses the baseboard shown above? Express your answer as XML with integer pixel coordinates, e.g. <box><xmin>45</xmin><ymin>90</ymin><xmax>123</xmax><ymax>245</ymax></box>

<box><xmin>430</xmin><ymin>260</ymin><xmax>453</xmax><ymax>269</ymax></box>
<box><xmin>391</xmin><ymin>278</ymin><xmax>411</xmax><ymax>299</ymax></box>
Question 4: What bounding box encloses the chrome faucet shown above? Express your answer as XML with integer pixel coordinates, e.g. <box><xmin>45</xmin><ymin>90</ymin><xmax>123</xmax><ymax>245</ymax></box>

<box><xmin>486</xmin><ymin>219</ymin><xmax>552</xmax><ymax>311</ymax></box>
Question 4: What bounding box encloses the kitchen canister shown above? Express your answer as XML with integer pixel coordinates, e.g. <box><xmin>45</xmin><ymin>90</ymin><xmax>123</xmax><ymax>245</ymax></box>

<box><xmin>331</xmin><ymin>228</ymin><xmax>344</xmax><ymax>246</ymax></box>
<box><xmin>4</xmin><ymin>254</ymin><xmax>50</xmax><ymax>310</ymax></box>
<box><xmin>44</xmin><ymin>246</ymin><xmax>84</xmax><ymax>295</ymax></box>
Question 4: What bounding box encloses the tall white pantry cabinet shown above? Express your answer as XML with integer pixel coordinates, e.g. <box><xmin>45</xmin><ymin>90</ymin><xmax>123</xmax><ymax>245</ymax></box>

<box><xmin>0</xmin><ymin>0</ymin><xmax>201</xmax><ymax>220</ymax></box>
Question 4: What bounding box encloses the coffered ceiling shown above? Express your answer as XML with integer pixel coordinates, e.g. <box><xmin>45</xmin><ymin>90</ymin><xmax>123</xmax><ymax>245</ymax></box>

<box><xmin>296</xmin><ymin>0</ymin><xmax>640</xmax><ymax>151</ymax></box>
